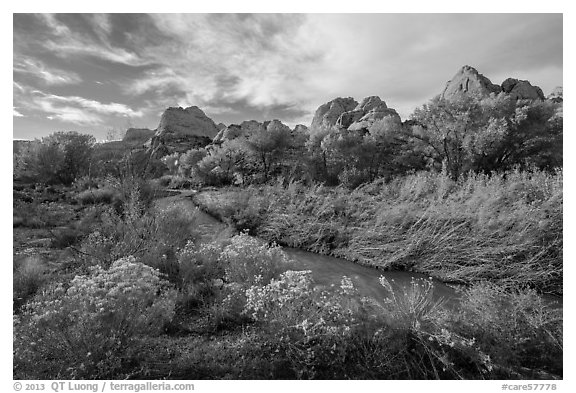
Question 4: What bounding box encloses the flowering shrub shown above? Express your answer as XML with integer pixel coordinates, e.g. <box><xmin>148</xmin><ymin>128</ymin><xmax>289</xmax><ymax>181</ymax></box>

<box><xmin>177</xmin><ymin>240</ymin><xmax>225</xmax><ymax>286</ymax></box>
<box><xmin>218</xmin><ymin>232</ymin><xmax>290</xmax><ymax>286</ymax></box>
<box><xmin>14</xmin><ymin>257</ymin><xmax>177</xmax><ymax>379</ymax></box>
<box><xmin>245</xmin><ymin>270</ymin><xmax>366</xmax><ymax>335</ymax></box>
<box><xmin>446</xmin><ymin>283</ymin><xmax>563</xmax><ymax>377</ymax></box>
<box><xmin>243</xmin><ymin>270</ymin><xmax>403</xmax><ymax>378</ymax></box>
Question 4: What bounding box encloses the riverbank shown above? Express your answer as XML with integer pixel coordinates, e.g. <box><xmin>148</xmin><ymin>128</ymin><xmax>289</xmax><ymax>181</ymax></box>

<box><xmin>190</xmin><ymin>169</ymin><xmax>563</xmax><ymax>296</ymax></box>
<box><xmin>14</xmin><ymin>181</ymin><xmax>563</xmax><ymax>380</ymax></box>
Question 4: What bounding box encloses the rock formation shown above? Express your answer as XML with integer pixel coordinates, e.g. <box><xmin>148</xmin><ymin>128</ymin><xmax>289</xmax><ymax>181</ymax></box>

<box><xmin>441</xmin><ymin>65</ymin><xmax>546</xmax><ymax>102</ymax></box>
<box><xmin>311</xmin><ymin>95</ymin><xmax>401</xmax><ymax>132</ymax></box>
<box><xmin>292</xmin><ymin>124</ymin><xmax>309</xmax><ymax>135</ymax></box>
<box><xmin>311</xmin><ymin>97</ymin><xmax>358</xmax><ymax>130</ymax></box>
<box><xmin>123</xmin><ymin>128</ymin><xmax>155</xmax><ymax>143</ymax></box>
<box><xmin>148</xmin><ymin>106</ymin><xmax>219</xmax><ymax>157</ymax></box>
<box><xmin>346</xmin><ymin>96</ymin><xmax>401</xmax><ymax>131</ymax></box>
<box><xmin>156</xmin><ymin>106</ymin><xmax>219</xmax><ymax>139</ymax></box>
<box><xmin>441</xmin><ymin>65</ymin><xmax>502</xmax><ymax>100</ymax></box>
<box><xmin>213</xmin><ymin>120</ymin><xmax>263</xmax><ymax>144</ymax></box>
<box><xmin>501</xmin><ymin>78</ymin><xmax>545</xmax><ymax>100</ymax></box>
<box><xmin>547</xmin><ymin>86</ymin><xmax>563</xmax><ymax>103</ymax></box>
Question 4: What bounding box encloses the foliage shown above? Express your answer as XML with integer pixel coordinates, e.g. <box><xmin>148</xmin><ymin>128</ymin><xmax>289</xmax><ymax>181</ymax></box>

<box><xmin>13</xmin><ymin>255</ymin><xmax>46</xmax><ymax>313</ymax></box>
<box><xmin>410</xmin><ymin>94</ymin><xmax>562</xmax><ymax>180</ymax></box>
<box><xmin>14</xmin><ymin>257</ymin><xmax>177</xmax><ymax>379</ymax></box>
<box><xmin>218</xmin><ymin>232</ymin><xmax>290</xmax><ymax>286</ymax></box>
<box><xmin>14</xmin><ymin>132</ymin><xmax>96</xmax><ymax>185</ymax></box>
<box><xmin>447</xmin><ymin>283</ymin><xmax>563</xmax><ymax>377</ymax></box>
<box><xmin>78</xmin><ymin>183</ymin><xmax>198</xmax><ymax>276</ymax></box>
<box><xmin>194</xmin><ymin>167</ymin><xmax>562</xmax><ymax>294</ymax></box>
<box><xmin>76</xmin><ymin>187</ymin><xmax>117</xmax><ymax>205</ymax></box>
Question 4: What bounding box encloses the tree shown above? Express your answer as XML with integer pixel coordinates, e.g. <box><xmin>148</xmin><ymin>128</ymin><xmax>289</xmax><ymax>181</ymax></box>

<box><xmin>409</xmin><ymin>94</ymin><xmax>562</xmax><ymax>179</ymax></box>
<box><xmin>193</xmin><ymin>139</ymin><xmax>249</xmax><ymax>186</ymax></box>
<box><xmin>244</xmin><ymin>121</ymin><xmax>292</xmax><ymax>182</ymax></box>
<box><xmin>410</xmin><ymin>95</ymin><xmax>485</xmax><ymax>180</ymax></box>
<box><xmin>178</xmin><ymin>148</ymin><xmax>208</xmax><ymax>177</ymax></box>
<box><xmin>15</xmin><ymin>131</ymin><xmax>96</xmax><ymax>184</ymax></box>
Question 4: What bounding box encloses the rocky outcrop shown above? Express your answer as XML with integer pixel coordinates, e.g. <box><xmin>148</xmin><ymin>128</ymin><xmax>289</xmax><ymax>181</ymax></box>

<box><xmin>501</xmin><ymin>78</ymin><xmax>544</xmax><ymax>100</ymax></box>
<box><xmin>441</xmin><ymin>65</ymin><xmax>548</xmax><ymax>102</ymax></box>
<box><xmin>346</xmin><ymin>96</ymin><xmax>401</xmax><ymax>131</ymax></box>
<box><xmin>148</xmin><ymin>106</ymin><xmax>219</xmax><ymax>157</ymax></box>
<box><xmin>213</xmin><ymin>120</ymin><xmax>263</xmax><ymax>144</ymax></box>
<box><xmin>217</xmin><ymin>122</ymin><xmax>227</xmax><ymax>131</ymax></box>
<box><xmin>441</xmin><ymin>65</ymin><xmax>502</xmax><ymax>100</ymax></box>
<box><xmin>311</xmin><ymin>97</ymin><xmax>358</xmax><ymax>130</ymax></box>
<box><xmin>123</xmin><ymin>128</ymin><xmax>155</xmax><ymax>143</ymax></box>
<box><xmin>156</xmin><ymin>106</ymin><xmax>219</xmax><ymax>139</ymax></box>
<box><xmin>547</xmin><ymin>86</ymin><xmax>563</xmax><ymax>103</ymax></box>
<box><xmin>292</xmin><ymin>124</ymin><xmax>309</xmax><ymax>135</ymax></box>
<box><xmin>311</xmin><ymin>95</ymin><xmax>401</xmax><ymax>133</ymax></box>
<box><xmin>336</xmin><ymin>110</ymin><xmax>364</xmax><ymax>129</ymax></box>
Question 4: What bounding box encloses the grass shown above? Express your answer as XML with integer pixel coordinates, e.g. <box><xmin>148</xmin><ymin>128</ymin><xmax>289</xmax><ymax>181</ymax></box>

<box><xmin>13</xmin><ymin>169</ymin><xmax>562</xmax><ymax>380</ymax></box>
<box><xmin>193</xmin><ymin>168</ymin><xmax>562</xmax><ymax>295</ymax></box>
<box><xmin>13</xmin><ymin>255</ymin><xmax>46</xmax><ymax>312</ymax></box>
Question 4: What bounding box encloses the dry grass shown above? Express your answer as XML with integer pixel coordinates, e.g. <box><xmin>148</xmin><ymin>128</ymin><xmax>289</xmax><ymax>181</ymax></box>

<box><xmin>194</xmin><ymin>168</ymin><xmax>562</xmax><ymax>294</ymax></box>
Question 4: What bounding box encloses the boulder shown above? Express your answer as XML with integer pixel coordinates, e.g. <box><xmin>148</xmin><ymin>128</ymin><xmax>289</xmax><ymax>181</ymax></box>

<box><xmin>348</xmin><ymin>107</ymin><xmax>401</xmax><ymax>131</ymax></box>
<box><xmin>501</xmin><ymin>78</ymin><xmax>544</xmax><ymax>100</ymax></box>
<box><xmin>441</xmin><ymin>65</ymin><xmax>501</xmax><ymax>100</ymax></box>
<box><xmin>336</xmin><ymin>110</ymin><xmax>364</xmax><ymax>129</ymax></box>
<box><xmin>311</xmin><ymin>97</ymin><xmax>358</xmax><ymax>130</ymax></box>
<box><xmin>547</xmin><ymin>86</ymin><xmax>563</xmax><ymax>103</ymax></box>
<box><xmin>213</xmin><ymin>120</ymin><xmax>263</xmax><ymax>143</ymax></box>
<box><xmin>312</xmin><ymin>95</ymin><xmax>401</xmax><ymax>132</ymax></box>
<box><xmin>354</xmin><ymin>95</ymin><xmax>388</xmax><ymax>112</ymax></box>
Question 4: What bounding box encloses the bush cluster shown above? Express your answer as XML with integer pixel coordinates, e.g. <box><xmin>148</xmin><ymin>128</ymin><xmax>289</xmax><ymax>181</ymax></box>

<box><xmin>14</xmin><ymin>257</ymin><xmax>177</xmax><ymax>379</ymax></box>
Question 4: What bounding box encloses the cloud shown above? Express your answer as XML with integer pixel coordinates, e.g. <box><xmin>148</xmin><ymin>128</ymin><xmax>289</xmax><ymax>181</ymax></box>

<box><xmin>46</xmin><ymin>108</ymin><xmax>103</xmax><ymax>125</ymax></box>
<box><xmin>20</xmin><ymin>90</ymin><xmax>145</xmax><ymax>126</ymax></box>
<box><xmin>13</xmin><ymin>13</ymin><xmax>562</xmax><ymax>138</ymax></box>
<box><xmin>126</xmin><ymin>14</ymin><xmax>323</xmax><ymax>112</ymax></box>
<box><xmin>13</xmin><ymin>108</ymin><xmax>25</xmax><ymax>117</ymax></box>
<box><xmin>35</xmin><ymin>13</ymin><xmax>150</xmax><ymax>67</ymax></box>
<box><xmin>14</xmin><ymin>57</ymin><xmax>82</xmax><ymax>85</ymax></box>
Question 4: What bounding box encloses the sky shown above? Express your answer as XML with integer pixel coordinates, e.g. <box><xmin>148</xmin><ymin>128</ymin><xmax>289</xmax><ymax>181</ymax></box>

<box><xmin>13</xmin><ymin>13</ymin><xmax>563</xmax><ymax>141</ymax></box>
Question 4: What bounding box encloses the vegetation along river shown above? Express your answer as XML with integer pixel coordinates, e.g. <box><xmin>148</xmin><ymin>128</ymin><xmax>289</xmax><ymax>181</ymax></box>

<box><xmin>161</xmin><ymin>190</ymin><xmax>562</xmax><ymax>310</ymax></box>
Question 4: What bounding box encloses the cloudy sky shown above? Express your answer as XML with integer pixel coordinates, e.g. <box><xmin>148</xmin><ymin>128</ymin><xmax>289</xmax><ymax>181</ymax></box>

<box><xmin>13</xmin><ymin>13</ymin><xmax>562</xmax><ymax>140</ymax></box>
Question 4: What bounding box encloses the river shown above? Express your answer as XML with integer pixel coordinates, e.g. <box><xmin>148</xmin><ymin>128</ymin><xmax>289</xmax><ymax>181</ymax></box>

<box><xmin>159</xmin><ymin>190</ymin><xmax>562</xmax><ymax>310</ymax></box>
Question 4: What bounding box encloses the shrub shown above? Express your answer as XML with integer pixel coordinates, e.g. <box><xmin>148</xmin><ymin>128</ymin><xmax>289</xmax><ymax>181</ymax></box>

<box><xmin>76</xmin><ymin>187</ymin><xmax>117</xmax><ymax>205</ymax></box>
<box><xmin>242</xmin><ymin>271</ymin><xmax>402</xmax><ymax>379</ymax></box>
<box><xmin>447</xmin><ymin>283</ymin><xmax>563</xmax><ymax>377</ymax></box>
<box><xmin>218</xmin><ymin>232</ymin><xmax>290</xmax><ymax>286</ymax></box>
<box><xmin>14</xmin><ymin>257</ymin><xmax>177</xmax><ymax>379</ymax></box>
<box><xmin>78</xmin><ymin>188</ymin><xmax>199</xmax><ymax>274</ymax></box>
<box><xmin>178</xmin><ymin>241</ymin><xmax>226</xmax><ymax>287</ymax></box>
<box><xmin>13</xmin><ymin>255</ymin><xmax>46</xmax><ymax>312</ymax></box>
<box><xmin>50</xmin><ymin>228</ymin><xmax>83</xmax><ymax>249</ymax></box>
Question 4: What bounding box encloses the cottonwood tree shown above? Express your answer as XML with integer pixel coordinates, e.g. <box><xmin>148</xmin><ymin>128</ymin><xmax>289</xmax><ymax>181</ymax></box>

<box><xmin>409</xmin><ymin>94</ymin><xmax>562</xmax><ymax>179</ymax></box>
<box><xmin>410</xmin><ymin>95</ymin><xmax>486</xmax><ymax>180</ymax></box>
<box><xmin>16</xmin><ymin>131</ymin><xmax>96</xmax><ymax>184</ymax></box>
<box><xmin>244</xmin><ymin>121</ymin><xmax>292</xmax><ymax>182</ymax></box>
<box><xmin>194</xmin><ymin>139</ymin><xmax>249</xmax><ymax>185</ymax></box>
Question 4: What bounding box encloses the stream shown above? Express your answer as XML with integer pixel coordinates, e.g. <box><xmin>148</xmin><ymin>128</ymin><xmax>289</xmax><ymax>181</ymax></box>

<box><xmin>160</xmin><ymin>190</ymin><xmax>562</xmax><ymax>310</ymax></box>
